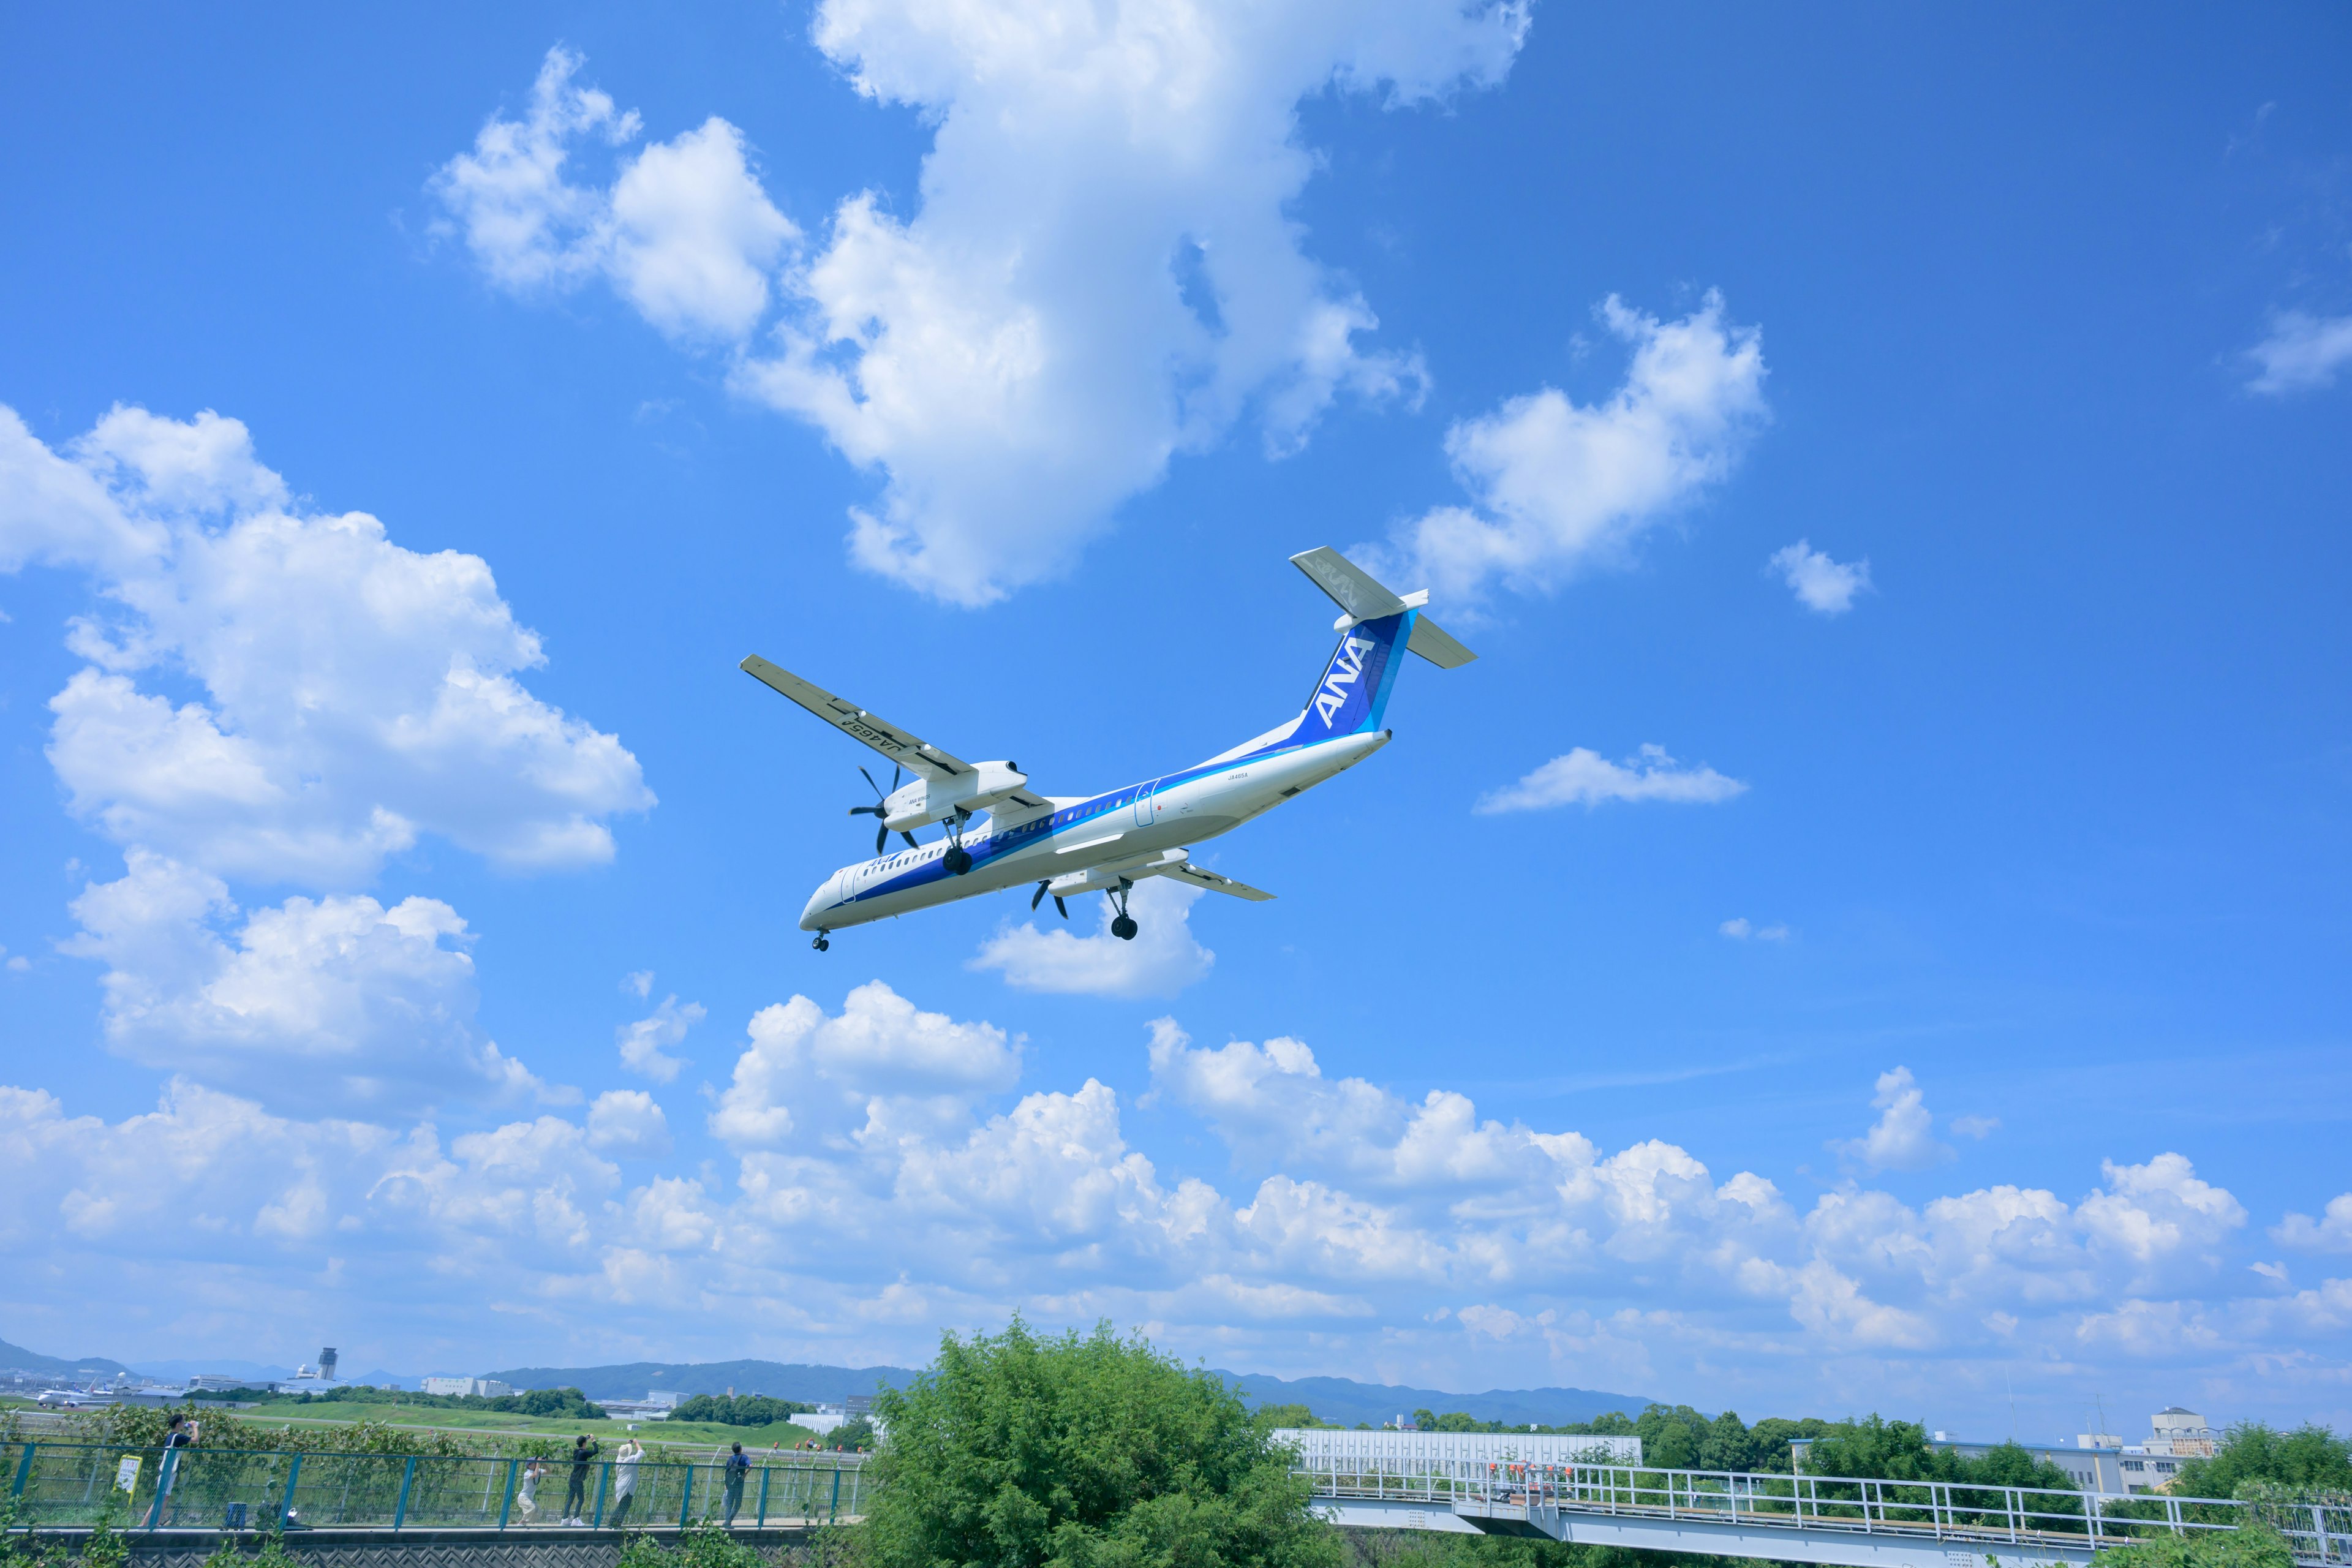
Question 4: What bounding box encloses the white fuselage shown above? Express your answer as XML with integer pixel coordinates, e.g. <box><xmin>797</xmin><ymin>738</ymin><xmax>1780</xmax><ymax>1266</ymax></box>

<box><xmin>800</xmin><ymin>729</ymin><xmax>1389</xmax><ymax>932</ymax></box>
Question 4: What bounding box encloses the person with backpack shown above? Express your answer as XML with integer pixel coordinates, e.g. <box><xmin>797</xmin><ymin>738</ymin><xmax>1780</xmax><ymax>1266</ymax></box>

<box><xmin>721</xmin><ymin>1443</ymin><xmax>751</xmax><ymax>1526</ymax></box>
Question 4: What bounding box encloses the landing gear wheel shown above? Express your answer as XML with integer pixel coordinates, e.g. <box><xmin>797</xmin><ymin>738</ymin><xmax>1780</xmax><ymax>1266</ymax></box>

<box><xmin>1111</xmin><ymin>914</ymin><xmax>1139</xmax><ymax>941</ymax></box>
<box><xmin>812</xmin><ymin>934</ymin><xmax>831</xmax><ymax>952</ymax></box>
<box><xmin>944</xmin><ymin>846</ymin><xmax>973</xmax><ymax>875</ymax></box>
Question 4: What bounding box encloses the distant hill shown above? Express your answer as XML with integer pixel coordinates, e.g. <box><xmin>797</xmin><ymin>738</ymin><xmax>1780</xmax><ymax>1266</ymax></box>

<box><xmin>13</xmin><ymin>1333</ymin><xmax>1649</xmax><ymax>1429</ymax></box>
<box><xmin>0</xmin><ymin>1338</ymin><xmax>131</xmax><ymax>1378</ymax></box>
<box><xmin>1213</xmin><ymin>1370</ymin><xmax>1652</xmax><ymax>1429</ymax></box>
<box><xmin>480</xmin><ymin>1360</ymin><xmax>923</xmax><ymax>1403</ymax></box>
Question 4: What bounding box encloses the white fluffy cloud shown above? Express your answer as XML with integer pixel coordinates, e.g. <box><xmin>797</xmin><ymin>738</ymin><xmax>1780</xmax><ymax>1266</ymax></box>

<box><xmin>1719</xmin><ymin>917</ymin><xmax>1789</xmax><ymax>941</ymax></box>
<box><xmin>1834</xmin><ymin>1066</ymin><xmax>1951</xmax><ymax>1174</ymax></box>
<box><xmin>2244</xmin><ymin>310</ymin><xmax>2352</xmax><ymax>396</ymax></box>
<box><xmin>2277</xmin><ymin>1194</ymin><xmax>2352</xmax><ymax>1254</ymax></box>
<box><xmin>0</xmin><ymin>991</ymin><xmax>2334</xmax><ymax>1419</ymax></box>
<box><xmin>1371</xmin><ymin>293</ymin><xmax>1768</xmax><ymax>605</ymax></box>
<box><xmin>58</xmin><ymin>850</ymin><xmax>557</xmax><ymax>1117</ymax></box>
<box><xmin>617</xmin><ymin>993</ymin><xmax>705</xmax><ymax>1083</ymax></box>
<box><xmin>710</xmin><ymin>981</ymin><xmax>1021</xmax><ymax>1150</ymax></box>
<box><xmin>1477</xmin><ymin>743</ymin><xmax>1746</xmax><ymax>813</ymax></box>
<box><xmin>435</xmin><ymin>50</ymin><xmax>795</xmax><ymax>341</ymax></box>
<box><xmin>969</xmin><ymin>877</ymin><xmax>1213</xmax><ymax>997</ymax></box>
<box><xmin>1768</xmin><ymin>538</ymin><xmax>1872</xmax><ymax>614</ymax></box>
<box><xmin>442</xmin><ymin>8</ymin><xmax>1529</xmax><ymax>604</ymax></box>
<box><xmin>2</xmin><ymin>405</ymin><xmax>653</xmax><ymax>886</ymax></box>
<box><xmin>587</xmin><ymin>1090</ymin><xmax>673</xmax><ymax>1159</ymax></box>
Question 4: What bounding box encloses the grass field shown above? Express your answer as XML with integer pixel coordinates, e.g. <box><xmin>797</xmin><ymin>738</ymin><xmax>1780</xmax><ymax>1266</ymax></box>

<box><xmin>1</xmin><ymin>1396</ymin><xmax>844</xmax><ymax>1456</ymax></box>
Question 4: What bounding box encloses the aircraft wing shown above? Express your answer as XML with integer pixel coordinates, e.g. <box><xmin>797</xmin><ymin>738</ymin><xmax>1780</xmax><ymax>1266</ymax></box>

<box><xmin>739</xmin><ymin>655</ymin><xmax>1050</xmax><ymax>807</ymax></box>
<box><xmin>1155</xmin><ymin>861</ymin><xmax>1275</xmax><ymax>902</ymax></box>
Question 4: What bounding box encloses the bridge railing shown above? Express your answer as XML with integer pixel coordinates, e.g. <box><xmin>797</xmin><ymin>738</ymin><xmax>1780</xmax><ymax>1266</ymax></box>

<box><xmin>1295</xmin><ymin>1456</ymin><xmax>2352</xmax><ymax>1564</ymax></box>
<box><xmin>0</xmin><ymin>1441</ymin><xmax>869</xmax><ymax>1532</ymax></box>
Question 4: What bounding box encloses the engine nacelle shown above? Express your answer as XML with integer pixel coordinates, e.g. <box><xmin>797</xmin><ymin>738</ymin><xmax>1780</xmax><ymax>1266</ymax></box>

<box><xmin>881</xmin><ymin>761</ymin><xmax>1029</xmax><ymax>830</ymax></box>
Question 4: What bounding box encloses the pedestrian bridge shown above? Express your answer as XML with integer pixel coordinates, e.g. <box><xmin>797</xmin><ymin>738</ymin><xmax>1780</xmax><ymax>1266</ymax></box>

<box><xmin>1293</xmin><ymin>1453</ymin><xmax>2352</xmax><ymax>1568</ymax></box>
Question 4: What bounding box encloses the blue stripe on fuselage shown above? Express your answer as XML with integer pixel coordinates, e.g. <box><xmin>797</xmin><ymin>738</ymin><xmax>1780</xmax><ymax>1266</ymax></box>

<box><xmin>836</xmin><ymin>734</ymin><xmax>1325</xmax><ymax>906</ymax></box>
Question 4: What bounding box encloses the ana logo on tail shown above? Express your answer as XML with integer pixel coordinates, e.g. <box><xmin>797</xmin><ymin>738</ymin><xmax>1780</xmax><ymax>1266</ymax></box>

<box><xmin>1313</xmin><ymin>635</ymin><xmax>1374</xmax><ymax>726</ymax></box>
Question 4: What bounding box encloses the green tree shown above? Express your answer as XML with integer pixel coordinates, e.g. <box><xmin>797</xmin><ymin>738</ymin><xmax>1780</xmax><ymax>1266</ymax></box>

<box><xmin>2171</xmin><ymin>1424</ymin><xmax>2352</xmax><ymax>1499</ymax></box>
<box><xmin>865</xmin><ymin>1319</ymin><xmax>1341</xmax><ymax>1568</ymax></box>
<box><xmin>2094</xmin><ymin>1519</ymin><xmax>2295</xmax><ymax>1568</ymax></box>
<box><xmin>1412</xmin><ymin>1409</ymin><xmax>1439</xmax><ymax>1431</ymax></box>
<box><xmin>1248</xmin><ymin>1405</ymin><xmax>1317</xmax><ymax>1433</ymax></box>
<box><xmin>670</xmin><ymin>1394</ymin><xmax>813</xmax><ymax>1427</ymax></box>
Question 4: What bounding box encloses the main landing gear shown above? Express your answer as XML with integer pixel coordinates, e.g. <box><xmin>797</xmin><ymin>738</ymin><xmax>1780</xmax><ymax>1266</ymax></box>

<box><xmin>812</xmin><ymin>932</ymin><xmax>831</xmax><ymax>952</ymax></box>
<box><xmin>1109</xmin><ymin>883</ymin><xmax>1139</xmax><ymax>942</ymax></box>
<box><xmin>942</xmin><ymin>809</ymin><xmax>974</xmax><ymax>875</ymax></box>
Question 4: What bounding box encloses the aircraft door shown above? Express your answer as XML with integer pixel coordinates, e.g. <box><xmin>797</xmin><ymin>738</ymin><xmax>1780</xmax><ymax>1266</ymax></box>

<box><xmin>1131</xmin><ymin>782</ymin><xmax>1156</xmax><ymax>826</ymax></box>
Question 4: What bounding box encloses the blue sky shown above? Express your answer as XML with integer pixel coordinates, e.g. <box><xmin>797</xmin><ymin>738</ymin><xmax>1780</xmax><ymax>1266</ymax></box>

<box><xmin>4</xmin><ymin>2</ymin><xmax>2350</xmax><ymax>1439</ymax></box>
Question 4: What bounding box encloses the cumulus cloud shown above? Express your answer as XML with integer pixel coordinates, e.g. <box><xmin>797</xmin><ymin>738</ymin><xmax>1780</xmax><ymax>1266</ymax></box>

<box><xmin>58</xmin><ymin>850</ymin><xmax>557</xmax><ymax>1117</ymax></box>
<box><xmin>617</xmin><ymin>993</ymin><xmax>705</xmax><ymax>1083</ymax></box>
<box><xmin>2</xmin><ymin>404</ymin><xmax>653</xmax><ymax>886</ymax></box>
<box><xmin>435</xmin><ymin>49</ymin><xmax>795</xmax><ymax>341</ymax></box>
<box><xmin>969</xmin><ymin>877</ymin><xmax>1212</xmax><ymax>997</ymax></box>
<box><xmin>1477</xmin><ymin>743</ymin><xmax>1746</xmax><ymax>813</ymax></box>
<box><xmin>587</xmin><ymin>1089</ymin><xmax>673</xmax><ymax>1158</ymax></box>
<box><xmin>1719</xmin><ymin>917</ymin><xmax>1789</xmax><ymax>941</ymax></box>
<box><xmin>2244</xmin><ymin>311</ymin><xmax>2352</xmax><ymax>396</ymax></box>
<box><xmin>1768</xmin><ymin>538</ymin><xmax>1872</xmax><ymax>614</ymax></box>
<box><xmin>1835</xmin><ymin>1066</ymin><xmax>1952</xmax><ymax>1174</ymax></box>
<box><xmin>2276</xmin><ymin>1194</ymin><xmax>2352</xmax><ymax>1253</ymax></box>
<box><xmin>1370</xmin><ymin>293</ymin><xmax>1768</xmax><ymax>605</ymax></box>
<box><xmin>0</xmin><ymin>988</ymin><xmax>2331</xmax><ymax>1412</ymax></box>
<box><xmin>710</xmin><ymin>980</ymin><xmax>1020</xmax><ymax>1150</ymax></box>
<box><xmin>442</xmin><ymin>9</ymin><xmax>1529</xmax><ymax>604</ymax></box>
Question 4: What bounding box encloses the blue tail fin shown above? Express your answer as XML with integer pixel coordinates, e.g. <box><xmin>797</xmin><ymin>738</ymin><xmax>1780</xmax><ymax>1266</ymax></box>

<box><xmin>1298</xmin><ymin>611</ymin><xmax>1412</xmax><ymax>739</ymax></box>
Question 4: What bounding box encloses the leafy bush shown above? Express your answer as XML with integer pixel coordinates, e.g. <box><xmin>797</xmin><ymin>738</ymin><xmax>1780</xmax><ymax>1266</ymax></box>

<box><xmin>2095</xmin><ymin>1518</ymin><xmax>2296</xmax><ymax>1568</ymax></box>
<box><xmin>866</xmin><ymin>1318</ymin><xmax>1340</xmax><ymax>1568</ymax></box>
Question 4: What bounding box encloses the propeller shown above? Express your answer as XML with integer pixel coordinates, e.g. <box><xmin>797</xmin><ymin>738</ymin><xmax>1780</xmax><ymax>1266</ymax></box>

<box><xmin>1032</xmin><ymin>882</ymin><xmax>1069</xmax><ymax>919</ymax></box>
<box><xmin>850</xmin><ymin>765</ymin><xmax>901</xmax><ymax>856</ymax></box>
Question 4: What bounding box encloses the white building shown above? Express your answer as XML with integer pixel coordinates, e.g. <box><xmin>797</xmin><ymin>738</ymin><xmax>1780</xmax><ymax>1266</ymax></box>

<box><xmin>1273</xmin><ymin>1429</ymin><xmax>1643</xmax><ymax>1471</ymax></box>
<box><xmin>2148</xmin><ymin>1408</ymin><xmax>2218</xmax><ymax>1458</ymax></box>
<box><xmin>420</xmin><ymin>1376</ymin><xmax>515</xmax><ymax>1398</ymax></box>
<box><xmin>603</xmin><ymin>1392</ymin><xmax>685</xmax><ymax>1420</ymax></box>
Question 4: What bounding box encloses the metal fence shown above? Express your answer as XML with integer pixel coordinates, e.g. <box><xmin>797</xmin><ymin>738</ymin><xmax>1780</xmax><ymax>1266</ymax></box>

<box><xmin>1</xmin><ymin>1441</ymin><xmax>869</xmax><ymax>1533</ymax></box>
<box><xmin>1296</xmin><ymin>1455</ymin><xmax>2352</xmax><ymax>1564</ymax></box>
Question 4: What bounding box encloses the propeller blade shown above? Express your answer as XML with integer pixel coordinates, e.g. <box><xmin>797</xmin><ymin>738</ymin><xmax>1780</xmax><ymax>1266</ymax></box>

<box><xmin>875</xmin><ymin>822</ymin><xmax>888</xmax><ymax>856</ymax></box>
<box><xmin>859</xmin><ymin>765</ymin><xmax>883</xmax><ymax>799</ymax></box>
<box><xmin>900</xmin><ymin>831</ymin><xmax>919</xmax><ymax>850</ymax></box>
<box><xmin>850</xmin><ymin>804</ymin><xmax>882</xmax><ymax>816</ymax></box>
<box><xmin>1054</xmin><ymin>896</ymin><xmax>1068</xmax><ymax>919</ymax></box>
<box><xmin>1031</xmin><ymin>881</ymin><xmax>1049</xmax><ymax>911</ymax></box>
<box><xmin>891</xmin><ymin>764</ymin><xmax>903</xmax><ymax>791</ymax></box>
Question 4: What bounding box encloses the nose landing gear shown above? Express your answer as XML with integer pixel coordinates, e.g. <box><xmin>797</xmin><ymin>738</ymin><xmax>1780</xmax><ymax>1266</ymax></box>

<box><xmin>1109</xmin><ymin>882</ymin><xmax>1139</xmax><ymax>942</ymax></box>
<box><xmin>812</xmin><ymin>932</ymin><xmax>831</xmax><ymax>952</ymax></box>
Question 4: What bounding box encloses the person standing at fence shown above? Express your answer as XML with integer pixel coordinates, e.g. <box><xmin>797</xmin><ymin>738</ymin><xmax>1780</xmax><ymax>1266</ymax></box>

<box><xmin>564</xmin><ymin>1434</ymin><xmax>599</xmax><ymax>1525</ymax></box>
<box><xmin>608</xmin><ymin>1438</ymin><xmax>644</xmax><ymax>1530</ymax></box>
<box><xmin>722</xmin><ymin>1442</ymin><xmax>750</xmax><ymax>1526</ymax></box>
<box><xmin>156</xmin><ymin>1413</ymin><xmax>197</xmax><ymax>1518</ymax></box>
<box><xmin>516</xmin><ymin>1459</ymin><xmax>547</xmax><ymax>1523</ymax></box>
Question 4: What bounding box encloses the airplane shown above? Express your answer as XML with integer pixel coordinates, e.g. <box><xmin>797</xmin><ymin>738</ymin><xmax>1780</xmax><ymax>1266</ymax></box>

<box><xmin>742</xmin><ymin>547</ymin><xmax>1476</xmax><ymax>951</ymax></box>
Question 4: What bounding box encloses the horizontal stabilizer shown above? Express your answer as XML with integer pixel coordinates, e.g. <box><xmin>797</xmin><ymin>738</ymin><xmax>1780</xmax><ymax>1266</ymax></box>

<box><xmin>1291</xmin><ymin>546</ymin><xmax>1404</xmax><ymax>622</ymax></box>
<box><xmin>1406</xmin><ymin>616</ymin><xmax>1477</xmax><ymax>669</ymax></box>
<box><xmin>1289</xmin><ymin>547</ymin><xmax>1476</xmax><ymax>668</ymax></box>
